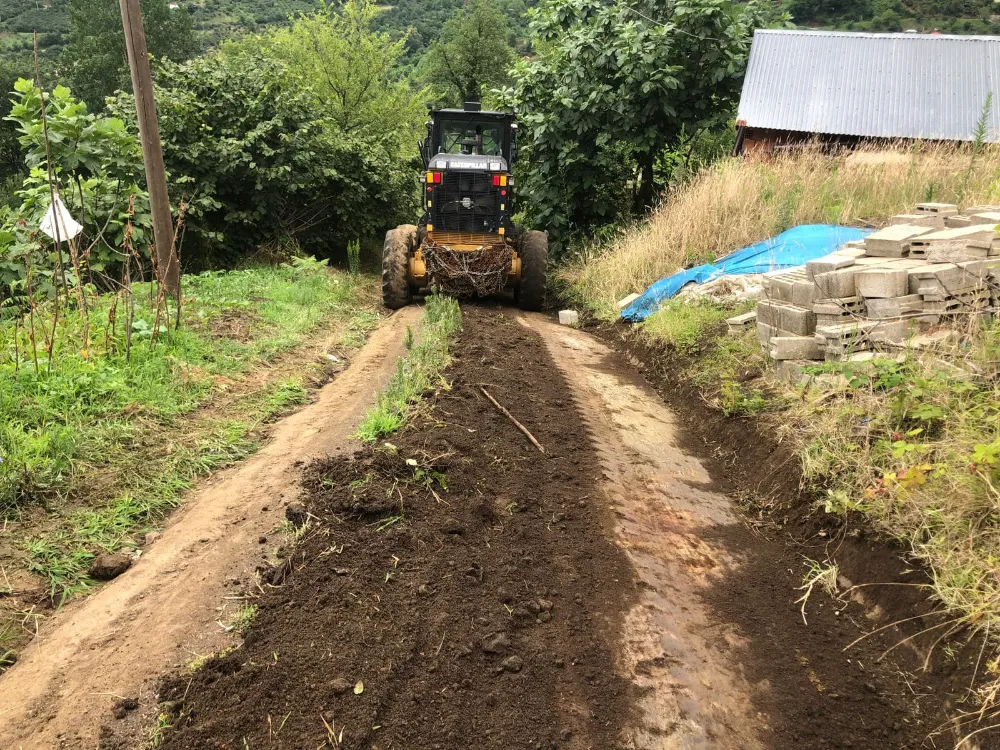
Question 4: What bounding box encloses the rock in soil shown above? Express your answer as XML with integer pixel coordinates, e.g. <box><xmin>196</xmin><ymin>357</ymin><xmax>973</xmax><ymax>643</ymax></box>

<box><xmin>88</xmin><ymin>553</ymin><xmax>132</xmax><ymax>581</ymax></box>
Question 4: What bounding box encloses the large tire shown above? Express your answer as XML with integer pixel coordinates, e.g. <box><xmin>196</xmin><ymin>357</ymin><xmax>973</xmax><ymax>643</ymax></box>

<box><xmin>517</xmin><ymin>230</ymin><xmax>548</xmax><ymax>311</ymax></box>
<box><xmin>382</xmin><ymin>224</ymin><xmax>417</xmax><ymax>309</ymax></box>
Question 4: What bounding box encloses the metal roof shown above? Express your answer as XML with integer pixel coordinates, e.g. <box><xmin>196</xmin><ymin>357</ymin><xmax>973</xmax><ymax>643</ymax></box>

<box><xmin>737</xmin><ymin>30</ymin><xmax>1000</xmax><ymax>142</ymax></box>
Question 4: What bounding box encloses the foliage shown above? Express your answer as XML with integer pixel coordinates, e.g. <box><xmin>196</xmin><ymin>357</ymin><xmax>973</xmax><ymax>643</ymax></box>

<box><xmin>356</xmin><ymin>294</ymin><xmax>461</xmax><ymax>441</ymax></box>
<box><xmin>787</xmin><ymin>0</ymin><xmax>1000</xmax><ymax>35</ymax></box>
<box><xmin>110</xmin><ymin>42</ymin><xmax>417</xmax><ymax>268</ymax></box>
<box><xmin>0</xmin><ymin>79</ymin><xmax>150</xmax><ymax>291</ymax></box>
<box><xmin>512</xmin><ymin>0</ymin><xmax>781</xmax><ymax>253</ymax></box>
<box><xmin>642</xmin><ymin>298</ymin><xmax>734</xmax><ymax>354</ymax></box>
<box><xmin>62</xmin><ymin>0</ymin><xmax>198</xmax><ymax>111</ymax></box>
<box><xmin>416</xmin><ymin>0</ymin><xmax>516</xmax><ymax>105</ymax></box>
<box><xmin>253</xmin><ymin>0</ymin><xmax>426</xmax><ymax>140</ymax></box>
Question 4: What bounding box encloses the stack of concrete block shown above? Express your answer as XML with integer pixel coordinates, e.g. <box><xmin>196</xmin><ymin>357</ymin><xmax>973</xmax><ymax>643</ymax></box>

<box><xmin>742</xmin><ymin>202</ymin><xmax>1000</xmax><ymax>364</ymax></box>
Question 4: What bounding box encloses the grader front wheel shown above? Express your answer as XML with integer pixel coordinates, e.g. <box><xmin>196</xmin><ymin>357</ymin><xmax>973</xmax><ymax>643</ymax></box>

<box><xmin>382</xmin><ymin>224</ymin><xmax>417</xmax><ymax>309</ymax></box>
<box><xmin>517</xmin><ymin>230</ymin><xmax>548</xmax><ymax>311</ymax></box>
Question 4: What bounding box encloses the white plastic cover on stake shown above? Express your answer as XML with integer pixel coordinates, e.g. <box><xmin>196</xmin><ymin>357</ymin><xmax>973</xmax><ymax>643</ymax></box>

<box><xmin>39</xmin><ymin>193</ymin><xmax>83</xmax><ymax>242</ymax></box>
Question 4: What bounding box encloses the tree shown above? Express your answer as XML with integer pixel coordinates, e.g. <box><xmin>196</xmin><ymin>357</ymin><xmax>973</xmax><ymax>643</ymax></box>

<box><xmin>62</xmin><ymin>0</ymin><xmax>198</xmax><ymax>111</ymax></box>
<box><xmin>256</xmin><ymin>0</ymin><xmax>425</xmax><ymax>140</ymax></box>
<box><xmin>512</xmin><ymin>0</ymin><xmax>780</xmax><ymax>251</ymax></box>
<box><xmin>109</xmin><ymin>47</ymin><xmax>418</xmax><ymax>268</ymax></box>
<box><xmin>417</xmin><ymin>0</ymin><xmax>517</xmax><ymax>105</ymax></box>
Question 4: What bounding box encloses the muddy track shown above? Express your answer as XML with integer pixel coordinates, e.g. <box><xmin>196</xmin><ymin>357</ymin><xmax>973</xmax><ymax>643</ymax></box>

<box><xmin>105</xmin><ymin>305</ymin><xmax>977</xmax><ymax>750</ymax></box>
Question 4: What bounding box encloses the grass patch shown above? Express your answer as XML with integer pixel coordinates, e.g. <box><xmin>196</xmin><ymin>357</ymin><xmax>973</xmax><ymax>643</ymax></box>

<box><xmin>356</xmin><ymin>295</ymin><xmax>462</xmax><ymax>442</ymax></box>
<box><xmin>565</xmin><ymin>143</ymin><xmax>1000</xmax><ymax>319</ymax></box>
<box><xmin>2</xmin><ymin>259</ymin><xmax>379</xmax><ymax>602</ymax></box>
<box><xmin>643</xmin><ymin>299</ymin><xmax>745</xmax><ymax>354</ymax></box>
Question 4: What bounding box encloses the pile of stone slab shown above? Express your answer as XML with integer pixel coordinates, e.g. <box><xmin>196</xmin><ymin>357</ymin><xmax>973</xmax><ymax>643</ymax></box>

<box><xmin>735</xmin><ymin>202</ymin><xmax>1000</xmax><ymax>362</ymax></box>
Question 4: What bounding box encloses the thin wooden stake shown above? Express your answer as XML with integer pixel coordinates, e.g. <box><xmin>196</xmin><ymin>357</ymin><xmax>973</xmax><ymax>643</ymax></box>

<box><xmin>480</xmin><ymin>386</ymin><xmax>545</xmax><ymax>454</ymax></box>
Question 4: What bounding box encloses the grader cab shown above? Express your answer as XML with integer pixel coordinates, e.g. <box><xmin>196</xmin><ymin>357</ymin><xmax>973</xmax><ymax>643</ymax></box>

<box><xmin>381</xmin><ymin>102</ymin><xmax>547</xmax><ymax>310</ymax></box>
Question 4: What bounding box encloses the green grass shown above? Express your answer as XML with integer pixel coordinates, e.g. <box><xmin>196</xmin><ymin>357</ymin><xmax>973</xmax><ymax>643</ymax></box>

<box><xmin>355</xmin><ymin>294</ymin><xmax>462</xmax><ymax>442</ymax></box>
<box><xmin>1</xmin><ymin>258</ymin><xmax>377</xmax><ymax>601</ymax></box>
<box><xmin>642</xmin><ymin>299</ymin><xmax>743</xmax><ymax>354</ymax></box>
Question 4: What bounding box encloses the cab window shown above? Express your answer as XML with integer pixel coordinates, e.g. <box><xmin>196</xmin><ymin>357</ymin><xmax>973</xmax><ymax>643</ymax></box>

<box><xmin>439</xmin><ymin>120</ymin><xmax>502</xmax><ymax>156</ymax></box>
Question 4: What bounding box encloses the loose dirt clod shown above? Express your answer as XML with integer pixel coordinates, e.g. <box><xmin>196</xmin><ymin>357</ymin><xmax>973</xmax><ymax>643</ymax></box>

<box><xmin>88</xmin><ymin>553</ymin><xmax>132</xmax><ymax>581</ymax></box>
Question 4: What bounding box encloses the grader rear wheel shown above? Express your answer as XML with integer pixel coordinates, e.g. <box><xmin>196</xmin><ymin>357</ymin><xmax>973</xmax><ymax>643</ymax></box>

<box><xmin>382</xmin><ymin>224</ymin><xmax>417</xmax><ymax>309</ymax></box>
<box><xmin>517</xmin><ymin>230</ymin><xmax>548</xmax><ymax>311</ymax></box>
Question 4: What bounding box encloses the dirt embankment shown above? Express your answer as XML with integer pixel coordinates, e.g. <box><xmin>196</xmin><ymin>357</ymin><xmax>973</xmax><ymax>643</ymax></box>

<box><xmin>602</xmin><ymin>323</ymin><xmax>1000</xmax><ymax>749</ymax></box>
<box><xmin>147</xmin><ymin>307</ymin><xmax>637</xmax><ymax>750</ymax></box>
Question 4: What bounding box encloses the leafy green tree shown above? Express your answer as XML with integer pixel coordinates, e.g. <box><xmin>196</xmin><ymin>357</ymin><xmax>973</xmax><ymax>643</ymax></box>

<box><xmin>110</xmin><ymin>47</ymin><xmax>417</xmax><ymax>268</ymax></box>
<box><xmin>513</xmin><ymin>0</ymin><xmax>779</xmax><ymax>251</ymax></box>
<box><xmin>62</xmin><ymin>0</ymin><xmax>198</xmax><ymax>111</ymax></box>
<box><xmin>0</xmin><ymin>79</ymin><xmax>150</xmax><ymax>290</ymax></box>
<box><xmin>254</xmin><ymin>0</ymin><xmax>425</xmax><ymax>139</ymax></box>
<box><xmin>417</xmin><ymin>0</ymin><xmax>517</xmax><ymax>105</ymax></box>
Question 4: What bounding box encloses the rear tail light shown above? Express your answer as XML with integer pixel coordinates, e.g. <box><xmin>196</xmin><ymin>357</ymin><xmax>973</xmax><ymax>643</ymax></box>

<box><xmin>426</xmin><ymin>172</ymin><xmax>442</xmax><ymax>184</ymax></box>
<box><xmin>492</xmin><ymin>174</ymin><xmax>501</xmax><ymax>187</ymax></box>
<box><xmin>491</xmin><ymin>174</ymin><xmax>509</xmax><ymax>187</ymax></box>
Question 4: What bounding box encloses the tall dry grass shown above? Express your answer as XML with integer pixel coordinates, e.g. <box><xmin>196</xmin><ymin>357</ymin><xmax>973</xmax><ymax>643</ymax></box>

<box><xmin>567</xmin><ymin>144</ymin><xmax>1000</xmax><ymax>318</ymax></box>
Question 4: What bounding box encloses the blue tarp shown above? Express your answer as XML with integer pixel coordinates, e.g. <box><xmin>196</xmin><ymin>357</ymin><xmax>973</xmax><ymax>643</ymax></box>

<box><xmin>621</xmin><ymin>224</ymin><xmax>873</xmax><ymax>322</ymax></box>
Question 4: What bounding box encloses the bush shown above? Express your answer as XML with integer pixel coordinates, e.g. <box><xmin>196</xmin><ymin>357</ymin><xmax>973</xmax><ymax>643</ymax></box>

<box><xmin>110</xmin><ymin>47</ymin><xmax>418</xmax><ymax>270</ymax></box>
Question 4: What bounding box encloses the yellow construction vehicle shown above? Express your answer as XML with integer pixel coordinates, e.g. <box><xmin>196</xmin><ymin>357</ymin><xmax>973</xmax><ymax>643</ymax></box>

<box><xmin>382</xmin><ymin>102</ymin><xmax>547</xmax><ymax>310</ymax></box>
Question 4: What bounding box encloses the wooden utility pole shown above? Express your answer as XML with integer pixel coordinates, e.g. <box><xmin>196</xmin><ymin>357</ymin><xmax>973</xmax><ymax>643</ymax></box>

<box><xmin>119</xmin><ymin>0</ymin><xmax>179</xmax><ymax>297</ymax></box>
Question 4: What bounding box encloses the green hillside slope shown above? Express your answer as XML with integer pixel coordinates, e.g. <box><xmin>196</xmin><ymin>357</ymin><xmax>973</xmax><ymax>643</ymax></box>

<box><xmin>788</xmin><ymin>0</ymin><xmax>1000</xmax><ymax>34</ymax></box>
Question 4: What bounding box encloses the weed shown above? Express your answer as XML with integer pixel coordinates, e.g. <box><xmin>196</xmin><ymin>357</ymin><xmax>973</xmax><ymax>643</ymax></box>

<box><xmin>230</xmin><ymin>602</ymin><xmax>258</xmax><ymax>634</ymax></box>
<box><xmin>149</xmin><ymin>712</ymin><xmax>172</xmax><ymax>748</ymax></box>
<box><xmin>795</xmin><ymin>558</ymin><xmax>840</xmax><ymax>625</ymax></box>
<box><xmin>642</xmin><ymin>299</ymin><xmax>737</xmax><ymax>354</ymax></box>
<box><xmin>347</xmin><ymin>238</ymin><xmax>362</xmax><ymax>276</ymax></box>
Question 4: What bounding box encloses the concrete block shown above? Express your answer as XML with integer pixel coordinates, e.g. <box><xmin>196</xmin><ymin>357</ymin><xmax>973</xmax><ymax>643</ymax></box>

<box><xmin>790</xmin><ymin>277</ymin><xmax>821</xmax><ymax>308</ymax></box>
<box><xmin>965</xmin><ymin>205</ymin><xmax>1000</xmax><ymax>215</ymax></box>
<box><xmin>775</xmin><ymin>359</ymin><xmax>816</xmax><ymax>384</ymax></box>
<box><xmin>558</xmin><ymin>310</ymin><xmax>579</xmax><ymax>326</ymax></box>
<box><xmin>865</xmin><ymin>294</ymin><xmax>925</xmax><ymax>319</ymax></box>
<box><xmin>908</xmin><ymin>225</ymin><xmax>995</xmax><ymax>258</ymax></box>
<box><xmin>813</xmin><ymin>296</ymin><xmax>866</xmax><ymax>315</ymax></box>
<box><xmin>945</xmin><ymin>215</ymin><xmax>973</xmax><ymax>228</ymax></box>
<box><xmin>770</xmin><ymin>336</ymin><xmax>824</xmax><ymax>360</ymax></box>
<box><xmin>806</xmin><ymin>253</ymin><xmax>856</xmax><ymax>280</ymax></box>
<box><xmin>856</xmin><ymin>267</ymin><xmax>909</xmax><ymax>298</ymax></box>
<box><xmin>854</xmin><ymin>256</ymin><xmax>894</xmax><ymax>266</ymax></box>
<box><xmin>816</xmin><ymin>321</ymin><xmax>875</xmax><ymax>360</ymax></box>
<box><xmin>915</xmin><ymin>202</ymin><xmax>959</xmax><ymax>216</ymax></box>
<box><xmin>864</xmin><ymin>224</ymin><xmax>933</xmax><ymax>256</ymax></box>
<box><xmin>756</xmin><ymin>300</ymin><xmax>815</xmax><ymax>335</ymax></box>
<box><xmin>756</xmin><ymin>322</ymin><xmax>796</xmax><ymax>346</ymax></box>
<box><xmin>616</xmin><ymin>293</ymin><xmax>641</xmax><ymax>310</ymax></box>
<box><xmin>924</xmin><ymin>240</ymin><xmax>990</xmax><ymax>263</ymax></box>
<box><xmin>967</xmin><ymin>212</ymin><xmax>1000</xmax><ymax>225</ymax></box>
<box><xmin>889</xmin><ymin>213</ymin><xmax>945</xmax><ymax>228</ymax></box>
<box><xmin>813</xmin><ymin>267</ymin><xmax>858</xmax><ymax>299</ymax></box>
<box><xmin>726</xmin><ymin>311</ymin><xmax>756</xmax><ymax>334</ymax></box>
<box><xmin>868</xmin><ymin>318</ymin><xmax>925</xmax><ymax>345</ymax></box>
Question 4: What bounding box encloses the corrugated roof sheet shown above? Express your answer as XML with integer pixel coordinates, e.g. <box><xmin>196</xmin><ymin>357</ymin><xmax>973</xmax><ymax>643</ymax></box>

<box><xmin>737</xmin><ymin>30</ymin><xmax>1000</xmax><ymax>142</ymax></box>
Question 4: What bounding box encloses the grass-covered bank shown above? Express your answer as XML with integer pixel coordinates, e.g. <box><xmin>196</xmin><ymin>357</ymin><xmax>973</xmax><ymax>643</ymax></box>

<box><xmin>356</xmin><ymin>294</ymin><xmax>462</xmax><ymax>442</ymax></box>
<box><xmin>564</xmin><ymin>145</ymin><xmax>1000</xmax><ymax>319</ymax></box>
<box><xmin>566</xmin><ymin>145</ymin><xmax>1000</xmax><ymax>728</ymax></box>
<box><xmin>0</xmin><ymin>260</ymin><xmax>379</xmax><ymax>665</ymax></box>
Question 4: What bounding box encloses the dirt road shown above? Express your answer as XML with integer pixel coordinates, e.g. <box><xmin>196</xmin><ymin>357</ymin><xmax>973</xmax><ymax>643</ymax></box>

<box><xmin>1</xmin><ymin>305</ymin><xmax>985</xmax><ymax>749</ymax></box>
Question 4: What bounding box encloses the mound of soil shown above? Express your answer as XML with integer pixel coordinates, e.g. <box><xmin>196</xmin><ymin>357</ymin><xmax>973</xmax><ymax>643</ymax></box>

<box><xmin>604</xmin><ymin>323</ymin><xmax>1000</xmax><ymax>748</ymax></box>
<box><xmin>151</xmin><ymin>308</ymin><xmax>637</xmax><ymax>750</ymax></box>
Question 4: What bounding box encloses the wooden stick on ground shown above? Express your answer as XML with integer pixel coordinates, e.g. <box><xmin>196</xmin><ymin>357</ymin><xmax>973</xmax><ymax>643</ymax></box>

<box><xmin>480</xmin><ymin>386</ymin><xmax>545</xmax><ymax>454</ymax></box>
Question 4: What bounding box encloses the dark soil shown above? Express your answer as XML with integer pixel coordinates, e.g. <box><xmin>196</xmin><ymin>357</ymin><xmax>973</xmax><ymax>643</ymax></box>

<box><xmin>600</xmin><ymin>322</ymin><xmax>1000</xmax><ymax>749</ymax></box>
<box><xmin>148</xmin><ymin>307</ymin><xmax>638</xmax><ymax>750</ymax></box>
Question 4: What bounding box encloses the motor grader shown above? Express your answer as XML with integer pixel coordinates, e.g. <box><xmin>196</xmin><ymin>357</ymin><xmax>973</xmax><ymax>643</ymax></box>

<box><xmin>381</xmin><ymin>102</ymin><xmax>547</xmax><ymax>310</ymax></box>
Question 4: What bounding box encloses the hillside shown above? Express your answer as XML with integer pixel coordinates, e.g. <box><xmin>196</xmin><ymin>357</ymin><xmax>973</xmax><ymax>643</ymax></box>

<box><xmin>787</xmin><ymin>0</ymin><xmax>1000</xmax><ymax>34</ymax></box>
